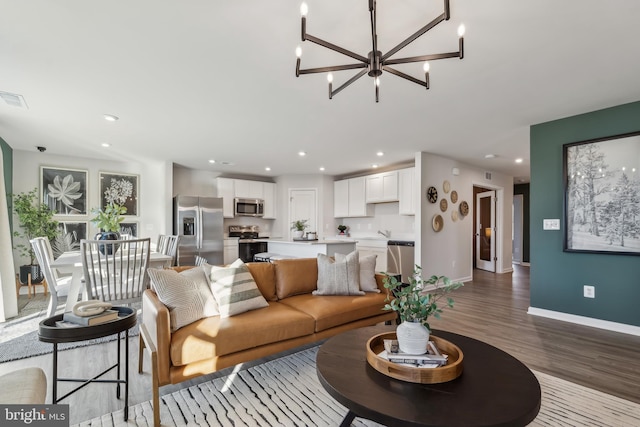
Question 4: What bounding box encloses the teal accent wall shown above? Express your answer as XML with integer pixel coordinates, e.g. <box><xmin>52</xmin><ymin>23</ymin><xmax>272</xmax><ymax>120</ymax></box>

<box><xmin>1</xmin><ymin>137</ymin><xmax>12</xmax><ymax>232</ymax></box>
<box><xmin>513</xmin><ymin>183</ymin><xmax>530</xmax><ymax>263</ymax></box>
<box><xmin>530</xmin><ymin>100</ymin><xmax>640</xmax><ymax>327</ymax></box>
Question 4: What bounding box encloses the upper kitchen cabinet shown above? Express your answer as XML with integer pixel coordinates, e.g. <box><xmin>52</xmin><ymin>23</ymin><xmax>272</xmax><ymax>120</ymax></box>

<box><xmin>235</xmin><ymin>179</ymin><xmax>264</xmax><ymax>199</ymax></box>
<box><xmin>334</xmin><ymin>176</ymin><xmax>373</xmax><ymax>218</ymax></box>
<box><xmin>262</xmin><ymin>182</ymin><xmax>276</xmax><ymax>219</ymax></box>
<box><xmin>217</xmin><ymin>178</ymin><xmax>276</xmax><ymax>219</ymax></box>
<box><xmin>365</xmin><ymin>171</ymin><xmax>399</xmax><ymax>203</ymax></box>
<box><xmin>217</xmin><ymin>177</ymin><xmax>235</xmax><ymax>218</ymax></box>
<box><xmin>398</xmin><ymin>167</ymin><xmax>416</xmax><ymax>215</ymax></box>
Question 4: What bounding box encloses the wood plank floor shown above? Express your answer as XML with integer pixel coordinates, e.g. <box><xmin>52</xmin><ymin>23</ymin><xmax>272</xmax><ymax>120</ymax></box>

<box><xmin>0</xmin><ymin>264</ymin><xmax>638</xmax><ymax>424</ymax></box>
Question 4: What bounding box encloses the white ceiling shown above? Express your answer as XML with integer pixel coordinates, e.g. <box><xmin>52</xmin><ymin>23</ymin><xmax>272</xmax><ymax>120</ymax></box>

<box><xmin>2</xmin><ymin>0</ymin><xmax>640</xmax><ymax>183</ymax></box>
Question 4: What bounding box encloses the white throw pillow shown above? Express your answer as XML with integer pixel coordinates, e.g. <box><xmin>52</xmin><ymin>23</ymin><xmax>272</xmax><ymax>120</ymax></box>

<box><xmin>148</xmin><ymin>266</ymin><xmax>219</xmax><ymax>332</ymax></box>
<box><xmin>210</xmin><ymin>259</ymin><xmax>269</xmax><ymax>318</ymax></box>
<box><xmin>314</xmin><ymin>251</ymin><xmax>365</xmax><ymax>296</ymax></box>
<box><xmin>359</xmin><ymin>253</ymin><xmax>379</xmax><ymax>293</ymax></box>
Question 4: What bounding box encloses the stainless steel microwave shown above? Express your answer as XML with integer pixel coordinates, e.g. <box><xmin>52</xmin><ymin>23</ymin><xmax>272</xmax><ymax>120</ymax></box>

<box><xmin>234</xmin><ymin>198</ymin><xmax>264</xmax><ymax>217</ymax></box>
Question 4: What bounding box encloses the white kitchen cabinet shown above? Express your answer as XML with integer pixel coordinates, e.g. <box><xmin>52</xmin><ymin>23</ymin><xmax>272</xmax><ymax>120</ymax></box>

<box><xmin>217</xmin><ymin>177</ymin><xmax>235</xmax><ymax>218</ymax></box>
<box><xmin>365</xmin><ymin>171</ymin><xmax>399</xmax><ymax>203</ymax></box>
<box><xmin>234</xmin><ymin>180</ymin><xmax>250</xmax><ymax>198</ymax></box>
<box><xmin>224</xmin><ymin>239</ymin><xmax>239</xmax><ymax>265</ymax></box>
<box><xmin>398</xmin><ymin>167</ymin><xmax>416</xmax><ymax>215</ymax></box>
<box><xmin>263</xmin><ymin>182</ymin><xmax>277</xmax><ymax>219</ymax></box>
<box><xmin>334</xmin><ymin>177</ymin><xmax>373</xmax><ymax>218</ymax></box>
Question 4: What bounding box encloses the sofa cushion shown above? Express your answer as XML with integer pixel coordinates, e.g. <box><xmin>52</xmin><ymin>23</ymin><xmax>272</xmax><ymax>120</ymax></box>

<box><xmin>210</xmin><ymin>260</ymin><xmax>269</xmax><ymax>318</ymax></box>
<box><xmin>273</xmin><ymin>258</ymin><xmax>318</xmax><ymax>299</ymax></box>
<box><xmin>359</xmin><ymin>254</ymin><xmax>380</xmax><ymax>293</ymax></box>
<box><xmin>148</xmin><ymin>266</ymin><xmax>219</xmax><ymax>331</ymax></box>
<box><xmin>170</xmin><ymin>302</ymin><xmax>316</xmax><ymax>366</ymax></box>
<box><xmin>246</xmin><ymin>262</ymin><xmax>278</xmax><ymax>301</ymax></box>
<box><xmin>314</xmin><ymin>252</ymin><xmax>364</xmax><ymax>296</ymax></box>
<box><xmin>279</xmin><ymin>292</ymin><xmax>389</xmax><ymax>332</ymax></box>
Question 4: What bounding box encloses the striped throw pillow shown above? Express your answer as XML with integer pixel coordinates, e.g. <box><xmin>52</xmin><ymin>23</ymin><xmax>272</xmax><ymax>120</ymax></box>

<box><xmin>313</xmin><ymin>251</ymin><xmax>365</xmax><ymax>296</ymax></box>
<box><xmin>148</xmin><ymin>266</ymin><xmax>219</xmax><ymax>331</ymax></box>
<box><xmin>210</xmin><ymin>260</ymin><xmax>269</xmax><ymax>318</ymax></box>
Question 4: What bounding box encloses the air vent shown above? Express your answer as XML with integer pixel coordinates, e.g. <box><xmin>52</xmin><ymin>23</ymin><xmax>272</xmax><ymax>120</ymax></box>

<box><xmin>485</xmin><ymin>172</ymin><xmax>492</xmax><ymax>180</ymax></box>
<box><xmin>0</xmin><ymin>91</ymin><xmax>28</xmax><ymax>109</ymax></box>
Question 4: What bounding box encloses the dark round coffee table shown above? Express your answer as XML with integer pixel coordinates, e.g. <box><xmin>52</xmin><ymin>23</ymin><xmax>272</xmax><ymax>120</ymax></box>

<box><xmin>317</xmin><ymin>325</ymin><xmax>541</xmax><ymax>427</ymax></box>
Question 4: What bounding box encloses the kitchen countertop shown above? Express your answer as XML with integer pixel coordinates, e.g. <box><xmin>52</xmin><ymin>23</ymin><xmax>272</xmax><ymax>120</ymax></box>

<box><xmin>259</xmin><ymin>239</ymin><xmax>356</xmax><ymax>245</ymax></box>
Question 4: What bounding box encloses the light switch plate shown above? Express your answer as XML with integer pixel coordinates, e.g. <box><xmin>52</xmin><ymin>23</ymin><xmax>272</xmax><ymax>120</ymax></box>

<box><xmin>543</xmin><ymin>219</ymin><xmax>560</xmax><ymax>230</ymax></box>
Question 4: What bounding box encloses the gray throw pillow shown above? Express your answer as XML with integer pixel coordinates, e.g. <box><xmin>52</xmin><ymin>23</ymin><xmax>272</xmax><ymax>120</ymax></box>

<box><xmin>359</xmin><ymin>253</ymin><xmax>380</xmax><ymax>293</ymax></box>
<box><xmin>148</xmin><ymin>266</ymin><xmax>219</xmax><ymax>331</ymax></box>
<box><xmin>314</xmin><ymin>251</ymin><xmax>365</xmax><ymax>296</ymax></box>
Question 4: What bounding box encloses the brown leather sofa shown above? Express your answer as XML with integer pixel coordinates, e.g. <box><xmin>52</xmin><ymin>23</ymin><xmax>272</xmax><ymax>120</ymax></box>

<box><xmin>138</xmin><ymin>258</ymin><xmax>397</xmax><ymax>427</ymax></box>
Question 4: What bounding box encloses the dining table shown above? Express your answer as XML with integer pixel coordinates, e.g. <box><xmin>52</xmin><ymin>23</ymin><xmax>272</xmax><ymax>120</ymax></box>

<box><xmin>50</xmin><ymin>250</ymin><xmax>173</xmax><ymax>312</ymax></box>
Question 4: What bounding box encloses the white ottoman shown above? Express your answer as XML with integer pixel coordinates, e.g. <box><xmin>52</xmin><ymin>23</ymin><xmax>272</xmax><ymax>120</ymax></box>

<box><xmin>0</xmin><ymin>367</ymin><xmax>47</xmax><ymax>404</ymax></box>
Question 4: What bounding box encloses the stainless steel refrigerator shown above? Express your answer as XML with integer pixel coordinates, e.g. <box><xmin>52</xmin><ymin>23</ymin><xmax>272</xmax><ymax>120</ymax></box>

<box><xmin>173</xmin><ymin>196</ymin><xmax>224</xmax><ymax>266</ymax></box>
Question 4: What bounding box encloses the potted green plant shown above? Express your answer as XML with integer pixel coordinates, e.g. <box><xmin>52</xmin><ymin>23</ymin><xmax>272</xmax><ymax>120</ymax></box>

<box><xmin>291</xmin><ymin>219</ymin><xmax>309</xmax><ymax>239</ymax></box>
<box><xmin>383</xmin><ymin>265</ymin><xmax>463</xmax><ymax>354</ymax></box>
<box><xmin>337</xmin><ymin>224</ymin><xmax>348</xmax><ymax>235</ymax></box>
<box><xmin>90</xmin><ymin>203</ymin><xmax>127</xmax><ymax>254</ymax></box>
<box><xmin>12</xmin><ymin>188</ymin><xmax>60</xmax><ymax>284</ymax></box>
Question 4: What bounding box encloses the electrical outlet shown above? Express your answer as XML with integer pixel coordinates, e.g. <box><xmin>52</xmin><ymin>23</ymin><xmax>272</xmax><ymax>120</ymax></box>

<box><xmin>583</xmin><ymin>285</ymin><xmax>595</xmax><ymax>298</ymax></box>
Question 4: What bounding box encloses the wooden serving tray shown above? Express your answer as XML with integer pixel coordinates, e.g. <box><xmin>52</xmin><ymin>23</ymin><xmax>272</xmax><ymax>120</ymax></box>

<box><xmin>366</xmin><ymin>332</ymin><xmax>464</xmax><ymax>384</ymax></box>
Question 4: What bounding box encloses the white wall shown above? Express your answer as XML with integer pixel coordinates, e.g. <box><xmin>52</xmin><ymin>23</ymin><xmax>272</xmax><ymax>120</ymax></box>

<box><xmin>416</xmin><ymin>152</ymin><xmax>513</xmax><ymax>282</ymax></box>
<box><xmin>12</xmin><ymin>150</ymin><xmax>172</xmax><ymax>268</ymax></box>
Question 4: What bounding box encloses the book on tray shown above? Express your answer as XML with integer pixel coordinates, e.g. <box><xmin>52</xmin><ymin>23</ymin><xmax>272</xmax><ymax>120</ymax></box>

<box><xmin>377</xmin><ymin>339</ymin><xmax>448</xmax><ymax>368</ymax></box>
<box><xmin>62</xmin><ymin>309</ymin><xmax>119</xmax><ymax>326</ymax></box>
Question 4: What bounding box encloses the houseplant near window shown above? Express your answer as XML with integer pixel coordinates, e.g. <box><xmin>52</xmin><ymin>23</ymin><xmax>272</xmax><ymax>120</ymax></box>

<box><xmin>90</xmin><ymin>203</ymin><xmax>127</xmax><ymax>254</ymax></box>
<box><xmin>12</xmin><ymin>188</ymin><xmax>60</xmax><ymax>284</ymax></box>
<box><xmin>291</xmin><ymin>219</ymin><xmax>309</xmax><ymax>239</ymax></box>
<box><xmin>383</xmin><ymin>266</ymin><xmax>463</xmax><ymax>354</ymax></box>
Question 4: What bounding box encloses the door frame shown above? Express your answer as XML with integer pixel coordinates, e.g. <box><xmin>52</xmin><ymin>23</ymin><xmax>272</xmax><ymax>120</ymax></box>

<box><xmin>471</xmin><ymin>182</ymin><xmax>505</xmax><ymax>273</ymax></box>
<box><xmin>288</xmin><ymin>188</ymin><xmax>318</xmax><ymax>240</ymax></box>
<box><xmin>512</xmin><ymin>194</ymin><xmax>524</xmax><ymax>264</ymax></box>
<box><xmin>476</xmin><ymin>190</ymin><xmax>496</xmax><ymax>272</ymax></box>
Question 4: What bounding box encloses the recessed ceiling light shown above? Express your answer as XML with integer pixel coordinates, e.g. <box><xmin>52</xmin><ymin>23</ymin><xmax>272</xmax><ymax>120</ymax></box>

<box><xmin>319</xmin><ymin>167</ymin><xmax>325</xmax><ymax>171</ymax></box>
<box><xmin>101</xmin><ymin>143</ymin><xmax>111</xmax><ymax>148</ymax></box>
<box><xmin>372</xmin><ymin>164</ymin><xmax>379</xmax><ymax>168</ymax></box>
<box><xmin>298</xmin><ymin>151</ymin><xmax>307</xmax><ymax>156</ymax></box>
<box><xmin>484</xmin><ymin>154</ymin><xmax>496</xmax><ymax>159</ymax></box>
<box><xmin>515</xmin><ymin>158</ymin><xmax>523</xmax><ymax>164</ymax></box>
<box><xmin>376</xmin><ymin>151</ymin><xmax>384</xmax><ymax>156</ymax></box>
<box><xmin>220</xmin><ymin>161</ymin><xmax>235</xmax><ymax>166</ymax></box>
<box><xmin>208</xmin><ymin>159</ymin><xmax>216</xmax><ymax>164</ymax></box>
<box><xmin>265</xmin><ymin>167</ymin><xmax>271</xmax><ymax>171</ymax></box>
<box><xmin>104</xmin><ymin>114</ymin><xmax>119</xmax><ymax>122</ymax></box>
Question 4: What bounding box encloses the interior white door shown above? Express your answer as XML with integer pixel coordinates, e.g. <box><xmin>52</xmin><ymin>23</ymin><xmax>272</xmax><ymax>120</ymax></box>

<box><xmin>289</xmin><ymin>189</ymin><xmax>317</xmax><ymax>239</ymax></box>
<box><xmin>512</xmin><ymin>194</ymin><xmax>523</xmax><ymax>264</ymax></box>
<box><xmin>476</xmin><ymin>190</ymin><xmax>496</xmax><ymax>272</ymax></box>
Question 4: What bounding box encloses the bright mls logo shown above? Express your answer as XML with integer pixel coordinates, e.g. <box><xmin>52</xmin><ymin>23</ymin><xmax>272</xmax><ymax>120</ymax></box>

<box><xmin>1</xmin><ymin>405</ymin><xmax>68</xmax><ymax>427</ymax></box>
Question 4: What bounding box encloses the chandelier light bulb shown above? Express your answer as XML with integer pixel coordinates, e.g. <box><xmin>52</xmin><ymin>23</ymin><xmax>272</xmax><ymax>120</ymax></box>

<box><xmin>327</xmin><ymin>73</ymin><xmax>333</xmax><ymax>83</ymax></box>
<box><xmin>300</xmin><ymin>3</ymin><xmax>308</xmax><ymax>16</ymax></box>
<box><xmin>295</xmin><ymin>46</ymin><xmax>302</xmax><ymax>58</ymax></box>
<box><xmin>375</xmin><ymin>77</ymin><xmax>380</xmax><ymax>87</ymax></box>
<box><xmin>423</xmin><ymin>62</ymin><xmax>430</xmax><ymax>72</ymax></box>
<box><xmin>458</xmin><ymin>24</ymin><xmax>466</xmax><ymax>37</ymax></box>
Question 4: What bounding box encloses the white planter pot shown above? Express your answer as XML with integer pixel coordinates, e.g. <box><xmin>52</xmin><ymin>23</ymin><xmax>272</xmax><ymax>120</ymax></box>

<box><xmin>292</xmin><ymin>230</ymin><xmax>304</xmax><ymax>239</ymax></box>
<box><xmin>396</xmin><ymin>321</ymin><xmax>430</xmax><ymax>355</ymax></box>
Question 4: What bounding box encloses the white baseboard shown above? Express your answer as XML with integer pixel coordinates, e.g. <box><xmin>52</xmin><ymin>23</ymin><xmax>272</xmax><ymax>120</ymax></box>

<box><xmin>528</xmin><ymin>307</ymin><xmax>640</xmax><ymax>336</ymax></box>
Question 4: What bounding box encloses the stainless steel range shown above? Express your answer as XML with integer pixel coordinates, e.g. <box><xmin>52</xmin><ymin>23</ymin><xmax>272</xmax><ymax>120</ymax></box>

<box><xmin>228</xmin><ymin>225</ymin><xmax>268</xmax><ymax>262</ymax></box>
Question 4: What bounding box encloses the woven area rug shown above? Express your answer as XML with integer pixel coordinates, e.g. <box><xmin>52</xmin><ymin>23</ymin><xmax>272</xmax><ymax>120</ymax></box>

<box><xmin>74</xmin><ymin>346</ymin><xmax>640</xmax><ymax>427</ymax></box>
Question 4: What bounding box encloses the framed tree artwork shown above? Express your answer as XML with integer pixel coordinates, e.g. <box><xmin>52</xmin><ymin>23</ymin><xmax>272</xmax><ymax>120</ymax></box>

<box><xmin>51</xmin><ymin>221</ymin><xmax>88</xmax><ymax>257</ymax></box>
<box><xmin>563</xmin><ymin>131</ymin><xmax>640</xmax><ymax>255</ymax></box>
<box><xmin>99</xmin><ymin>172</ymin><xmax>139</xmax><ymax>216</ymax></box>
<box><xmin>41</xmin><ymin>166</ymin><xmax>88</xmax><ymax>216</ymax></box>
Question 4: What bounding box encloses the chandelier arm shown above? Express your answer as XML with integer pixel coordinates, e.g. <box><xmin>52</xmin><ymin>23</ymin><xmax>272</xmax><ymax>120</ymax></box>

<box><xmin>331</xmin><ymin>69</ymin><xmax>369</xmax><ymax>98</ymax></box>
<box><xmin>384</xmin><ymin>51</ymin><xmax>460</xmax><ymax>66</ymax></box>
<box><xmin>381</xmin><ymin>13</ymin><xmax>445</xmax><ymax>61</ymax></box>
<box><xmin>382</xmin><ymin>66</ymin><xmax>427</xmax><ymax>88</ymax></box>
<box><xmin>298</xmin><ymin>63</ymin><xmax>367</xmax><ymax>76</ymax></box>
<box><xmin>304</xmin><ymin>34</ymin><xmax>369</xmax><ymax>63</ymax></box>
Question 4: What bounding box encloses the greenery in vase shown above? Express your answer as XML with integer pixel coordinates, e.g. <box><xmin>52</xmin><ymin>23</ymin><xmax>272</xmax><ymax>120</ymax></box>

<box><xmin>291</xmin><ymin>219</ymin><xmax>309</xmax><ymax>231</ymax></box>
<box><xmin>12</xmin><ymin>188</ymin><xmax>60</xmax><ymax>265</ymax></box>
<box><xmin>383</xmin><ymin>265</ymin><xmax>463</xmax><ymax>331</ymax></box>
<box><xmin>337</xmin><ymin>224</ymin><xmax>348</xmax><ymax>233</ymax></box>
<box><xmin>91</xmin><ymin>203</ymin><xmax>127</xmax><ymax>233</ymax></box>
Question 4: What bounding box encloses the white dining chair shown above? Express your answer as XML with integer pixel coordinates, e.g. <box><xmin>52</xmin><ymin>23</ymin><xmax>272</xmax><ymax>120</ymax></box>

<box><xmin>156</xmin><ymin>235</ymin><xmax>179</xmax><ymax>267</ymax></box>
<box><xmin>81</xmin><ymin>237</ymin><xmax>151</xmax><ymax>306</ymax></box>
<box><xmin>194</xmin><ymin>255</ymin><xmax>207</xmax><ymax>266</ymax></box>
<box><xmin>30</xmin><ymin>237</ymin><xmax>73</xmax><ymax>317</ymax></box>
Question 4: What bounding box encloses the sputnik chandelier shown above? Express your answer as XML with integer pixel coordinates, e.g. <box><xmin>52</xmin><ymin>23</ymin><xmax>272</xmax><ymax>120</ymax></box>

<box><xmin>295</xmin><ymin>0</ymin><xmax>465</xmax><ymax>102</ymax></box>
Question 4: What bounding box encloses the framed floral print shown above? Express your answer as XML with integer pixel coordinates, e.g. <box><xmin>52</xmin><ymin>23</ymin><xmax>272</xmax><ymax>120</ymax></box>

<box><xmin>41</xmin><ymin>166</ymin><xmax>88</xmax><ymax>216</ymax></box>
<box><xmin>99</xmin><ymin>172</ymin><xmax>139</xmax><ymax>216</ymax></box>
<box><xmin>51</xmin><ymin>221</ymin><xmax>88</xmax><ymax>257</ymax></box>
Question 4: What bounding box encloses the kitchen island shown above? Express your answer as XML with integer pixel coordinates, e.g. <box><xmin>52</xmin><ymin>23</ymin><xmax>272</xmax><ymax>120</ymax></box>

<box><xmin>262</xmin><ymin>239</ymin><xmax>356</xmax><ymax>259</ymax></box>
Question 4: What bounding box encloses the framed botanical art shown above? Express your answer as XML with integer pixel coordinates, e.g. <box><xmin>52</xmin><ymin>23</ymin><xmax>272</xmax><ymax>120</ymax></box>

<box><xmin>99</xmin><ymin>172</ymin><xmax>139</xmax><ymax>216</ymax></box>
<box><xmin>119</xmin><ymin>222</ymin><xmax>138</xmax><ymax>238</ymax></box>
<box><xmin>41</xmin><ymin>166</ymin><xmax>88</xmax><ymax>216</ymax></box>
<box><xmin>563</xmin><ymin>131</ymin><xmax>640</xmax><ymax>255</ymax></box>
<box><xmin>52</xmin><ymin>221</ymin><xmax>88</xmax><ymax>257</ymax></box>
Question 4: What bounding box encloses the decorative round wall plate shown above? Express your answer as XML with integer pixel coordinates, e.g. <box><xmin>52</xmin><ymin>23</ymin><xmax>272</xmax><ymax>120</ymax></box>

<box><xmin>450</xmin><ymin>190</ymin><xmax>458</xmax><ymax>204</ymax></box>
<box><xmin>452</xmin><ymin>210</ymin><xmax>459</xmax><ymax>222</ymax></box>
<box><xmin>459</xmin><ymin>201</ymin><xmax>469</xmax><ymax>216</ymax></box>
<box><xmin>443</xmin><ymin>180</ymin><xmax>451</xmax><ymax>194</ymax></box>
<box><xmin>440</xmin><ymin>198</ymin><xmax>448</xmax><ymax>212</ymax></box>
<box><xmin>427</xmin><ymin>186</ymin><xmax>438</xmax><ymax>203</ymax></box>
<box><xmin>432</xmin><ymin>214</ymin><xmax>444</xmax><ymax>232</ymax></box>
